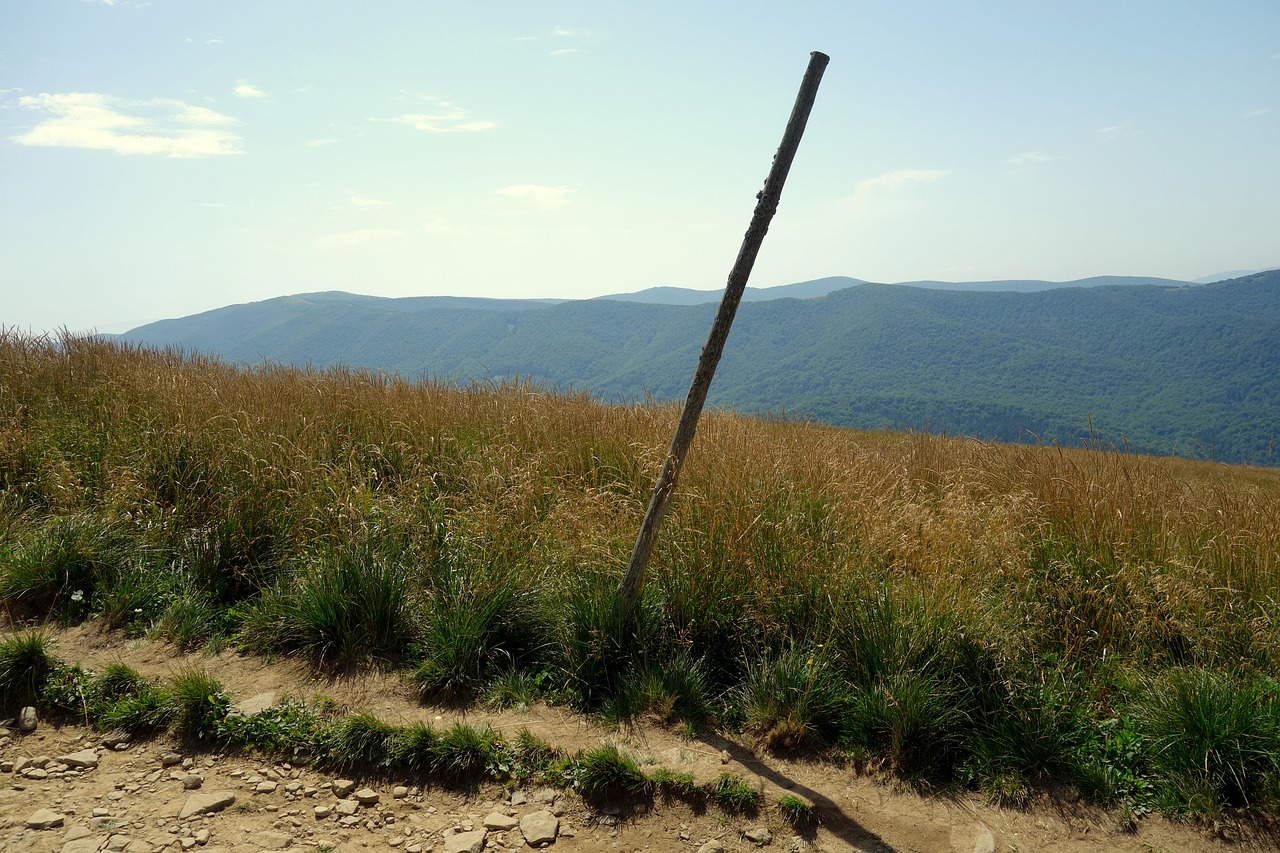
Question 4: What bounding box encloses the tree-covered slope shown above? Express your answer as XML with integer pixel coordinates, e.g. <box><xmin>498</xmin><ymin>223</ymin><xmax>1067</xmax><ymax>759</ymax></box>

<box><xmin>118</xmin><ymin>272</ymin><xmax>1280</xmax><ymax>465</ymax></box>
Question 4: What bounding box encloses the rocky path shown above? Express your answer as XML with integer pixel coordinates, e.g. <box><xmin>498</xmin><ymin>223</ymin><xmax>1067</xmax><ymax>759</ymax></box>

<box><xmin>1</xmin><ymin>624</ymin><xmax>1260</xmax><ymax>852</ymax></box>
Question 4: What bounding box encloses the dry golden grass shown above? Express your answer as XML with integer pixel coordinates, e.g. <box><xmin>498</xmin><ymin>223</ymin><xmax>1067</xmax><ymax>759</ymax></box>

<box><xmin>4</xmin><ymin>329</ymin><xmax>1280</xmax><ymax>672</ymax></box>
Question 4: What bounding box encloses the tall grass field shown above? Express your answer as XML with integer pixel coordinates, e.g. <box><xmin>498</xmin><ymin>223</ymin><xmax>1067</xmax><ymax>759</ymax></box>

<box><xmin>4</xmin><ymin>330</ymin><xmax>1280</xmax><ymax>821</ymax></box>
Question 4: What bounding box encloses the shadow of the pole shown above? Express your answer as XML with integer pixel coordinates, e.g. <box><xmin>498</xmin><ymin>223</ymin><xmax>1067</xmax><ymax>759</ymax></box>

<box><xmin>702</xmin><ymin>735</ymin><xmax>900</xmax><ymax>852</ymax></box>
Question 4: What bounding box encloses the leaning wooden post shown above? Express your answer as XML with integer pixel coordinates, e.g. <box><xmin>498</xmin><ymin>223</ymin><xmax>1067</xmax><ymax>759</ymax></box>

<box><xmin>615</xmin><ymin>50</ymin><xmax>830</xmax><ymax>619</ymax></box>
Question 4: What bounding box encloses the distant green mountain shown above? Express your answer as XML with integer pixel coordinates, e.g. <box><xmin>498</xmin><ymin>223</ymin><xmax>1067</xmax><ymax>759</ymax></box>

<box><xmin>117</xmin><ymin>272</ymin><xmax>1280</xmax><ymax>466</ymax></box>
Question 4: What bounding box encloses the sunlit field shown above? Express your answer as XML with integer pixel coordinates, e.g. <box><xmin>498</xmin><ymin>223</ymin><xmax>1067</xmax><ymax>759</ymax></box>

<box><xmin>4</xmin><ymin>330</ymin><xmax>1280</xmax><ymax>820</ymax></box>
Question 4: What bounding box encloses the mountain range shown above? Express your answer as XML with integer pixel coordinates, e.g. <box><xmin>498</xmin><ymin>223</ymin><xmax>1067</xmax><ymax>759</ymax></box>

<box><xmin>116</xmin><ymin>270</ymin><xmax>1280</xmax><ymax>467</ymax></box>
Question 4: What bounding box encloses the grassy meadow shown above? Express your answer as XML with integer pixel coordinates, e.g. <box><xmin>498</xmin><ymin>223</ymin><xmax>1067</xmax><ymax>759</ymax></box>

<box><xmin>4</xmin><ymin>329</ymin><xmax>1280</xmax><ymax>821</ymax></box>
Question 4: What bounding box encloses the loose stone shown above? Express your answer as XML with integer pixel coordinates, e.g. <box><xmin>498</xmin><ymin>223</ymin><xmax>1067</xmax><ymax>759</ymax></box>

<box><xmin>27</xmin><ymin>808</ymin><xmax>66</xmax><ymax>829</ymax></box>
<box><xmin>520</xmin><ymin>810</ymin><xmax>559</xmax><ymax>847</ymax></box>
<box><xmin>178</xmin><ymin>791</ymin><xmax>236</xmax><ymax>819</ymax></box>
<box><xmin>18</xmin><ymin>706</ymin><xmax>39</xmax><ymax>731</ymax></box>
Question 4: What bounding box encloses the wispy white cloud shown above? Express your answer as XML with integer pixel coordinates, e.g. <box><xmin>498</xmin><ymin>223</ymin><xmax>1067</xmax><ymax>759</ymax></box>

<box><xmin>550</xmin><ymin>49</ymin><xmax>579</xmax><ymax>57</ymax></box>
<box><xmin>1004</xmin><ymin>151</ymin><xmax>1056</xmax><ymax>166</ymax></box>
<box><xmin>383</xmin><ymin>97</ymin><xmax>495</xmax><ymax>133</ymax></box>
<box><xmin>315</xmin><ymin>228</ymin><xmax>404</xmax><ymax>249</ymax></box>
<box><xmin>496</xmin><ymin>184</ymin><xmax>573</xmax><ymax>209</ymax></box>
<box><xmin>1242</xmin><ymin>107</ymin><xmax>1272</xmax><ymax>119</ymax></box>
<box><xmin>13</xmin><ymin>92</ymin><xmax>241</xmax><ymax>158</ymax></box>
<box><xmin>349</xmin><ymin>195</ymin><xmax>386</xmax><ymax>208</ymax></box>
<box><xmin>234</xmin><ymin>82</ymin><xmax>266</xmax><ymax>98</ymax></box>
<box><xmin>848</xmin><ymin>169</ymin><xmax>948</xmax><ymax>203</ymax></box>
<box><xmin>1097</xmin><ymin>123</ymin><xmax>1137</xmax><ymax>140</ymax></box>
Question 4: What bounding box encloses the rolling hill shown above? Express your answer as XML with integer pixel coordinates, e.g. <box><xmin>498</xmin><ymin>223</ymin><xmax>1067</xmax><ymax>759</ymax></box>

<box><xmin>117</xmin><ymin>271</ymin><xmax>1280</xmax><ymax>466</ymax></box>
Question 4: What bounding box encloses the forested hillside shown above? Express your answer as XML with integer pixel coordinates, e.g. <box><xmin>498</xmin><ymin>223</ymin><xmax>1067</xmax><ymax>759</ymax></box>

<box><xmin>118</xmin><ymin>271</ymin><xmax>1280</xmax><ymax>466</ymax></box>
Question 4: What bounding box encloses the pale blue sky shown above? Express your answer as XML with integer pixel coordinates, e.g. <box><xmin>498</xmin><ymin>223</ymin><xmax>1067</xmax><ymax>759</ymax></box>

<box><xmin>3</xmin><ymin>1</ymin><xmax>1278</xmax><ymax>333</ymax></box>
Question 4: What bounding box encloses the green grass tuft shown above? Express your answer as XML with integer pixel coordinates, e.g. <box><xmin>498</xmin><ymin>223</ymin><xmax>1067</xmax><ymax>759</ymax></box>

<box><xmin>776</xmin><ymin>793</ymin><xmax>814</xmax><ymax>827</ymax></box>
<box><xmin>571</xmin><ymin>743</ymin><xmax>652</xmax><ymax>798</ymax></box>
<box><xmin>0</xmin><ymin>629</ymin><xmax>57</xmax><ymax>711</ymax></box>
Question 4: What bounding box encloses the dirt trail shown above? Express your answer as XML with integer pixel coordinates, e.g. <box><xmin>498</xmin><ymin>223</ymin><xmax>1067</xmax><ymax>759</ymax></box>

<box><xmin>0</xmin><ymin>624</ymin><xmax>1254</xmax><ymax>852</ymax></box>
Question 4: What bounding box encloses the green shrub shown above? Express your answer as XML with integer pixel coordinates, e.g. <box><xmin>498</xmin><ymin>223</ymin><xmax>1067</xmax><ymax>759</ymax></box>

<box><xmin>218</xmin><ymin>701</ymin><xmax>324</xmax><ymax>753</ymax></box>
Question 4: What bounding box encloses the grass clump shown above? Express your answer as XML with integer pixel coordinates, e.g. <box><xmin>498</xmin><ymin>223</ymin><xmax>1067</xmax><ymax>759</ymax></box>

<box><xmin>320</xmin><ymin>711</ymin><xmax>398</xmax><ymax>767</ymax></box>
<box><xmin>242</xmin><ymin>539</ymin><xmax>416</xmax><ymax>668</ymax></box>
<box><xmin>166</xmin><ymin>668</ymin><xmax>231</xmax><ymax>741</ymax></box>
<box><xmin>98</xmin><ymin>684</ymin><xmax>172</xmax><ymax>735</ymax></box>
<box><xmin>0</xmin><ymin>629</ymin><xmax>57</xmax><ymax>710</ymax></box>
<box><xmin>710</xmin><ymin>772</ymin><xmax>762</xmax><ymax>814</ymax></box>
<box><xmin>0</xmin><ymin>516</ymin><xmax>132</xmax><ymax>620</ymax></box>
<box><xmin>570</xmin><ymin>743</ymin><xmax>652</xmax><ymax>798</ymax></box>
<box><xmin>736</xmin><ymin>644</ymin><xmax>847</xmax><ymax>751</ymax></box>
<box><xmin>1135</xmin><ymin>668</ymin><xmax>1280</xmax><ymax>816</ymax></box>
<box><xmin>776</xmin><ymin>793</ymin><xmax>815</xmax><ymax>827</ymax></box>
<box><xmin>412</xmin><ymin>544</ymin><xmax>545</xmax><ymax>700</ymax></box>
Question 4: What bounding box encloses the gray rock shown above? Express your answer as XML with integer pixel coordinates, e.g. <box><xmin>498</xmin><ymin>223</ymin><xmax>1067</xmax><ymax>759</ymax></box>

<box><xmin>59</xmin><ymin>749</ymin><xmax>100</xmax><ymax>769</ymax></box>
<box><xmin>331</xmin><ymin>779</ymin><xmax>357</xmax><ymax>797</ymax></box>
<box><xmin>334</xmin><ymin>799</ymin><xmax>359</xmax><ymax>816</ymax></box>
<box><xmin>181</xmin><ymin>774</ymin><xmax>203</xmax><ymax>790</ymax></box>
<box><xmin>442</xmin><ymin>830</ymin><xmax>487</xmax><ymax>853</ymax></box>
<box><xmin>949</xmin><ymin>824</ymin><xmax>997</xmax><ymax>853</ymax></box>
<box><xmin>64</xmin><ymin>837</ymin><xmax>110</xmax><ymax>853</ymax></box>
<box><xmin>18</xmin><ymin>706</ymin><xmax>38</xmax><ymax>731</ymax></box>
<box><xmin>26</xmin><ymin>808</ymin><xmax>65</xmax><ymax>829</ymax></box>
<box><xmin>177</xmin><ymin>791</ymin><xmax>236</xmax><ymax>819</ymax></box>
<box><xmin>483</xmin><ymin>812</ymin><xmax>518</xmax><ymax>831</ymax></box>
<box><xmin>520</xmin><ymin>810</ymin><xmax>559</xmax><ymax>846</ymax></box>
<box><xmin>102</xmin><ymin>729</ymin><xmax>131</xmax><ymax>749</ymax></box>
<box><xmin>743</xmin><ymin>826</ymin><xmax>773</xmax><ymax>846</ymax></box>
<box><xmin>392</xmin><ymin>786</ymin><xmax>410</xmax><ymax>799</ymax></box>
<box><xmin>63</xmin><ymin>825</ymin><xmax>94</xmax><ymax>842</ymax></box>
<box><xmin>697</xmin><ymin>842</ymin><xmax>726</xmax><ymax>853</ymax></box>
<box><xmin>255</xmin><ymin>780</ymin><xmax>279</xmax><ymax>794</ymax></box>
<box><xmin>235</xmin><ymin>691</ymin><xmax>278</xmax><ymax>715</ymax></box>
<box><xmin>159</xmin><ymin>752</ymin><xmax>183</xmax><ymax>767</ymax></box>
<box><xmin>353</xmin><ymin>787</ymin><xmax>379</xmax><ymax>805</ymax></box>
<box><xmin>246</xmin><ymin>831</ymin><xmax>294</xmax><ymax>849</ymax></box>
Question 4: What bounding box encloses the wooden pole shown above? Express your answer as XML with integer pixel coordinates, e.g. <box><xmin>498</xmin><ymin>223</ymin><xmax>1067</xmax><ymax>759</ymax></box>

<box><xmin>615</xmin><ymin>50</ymin><xmax>830</xmax><ymax>619</ymax></box>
